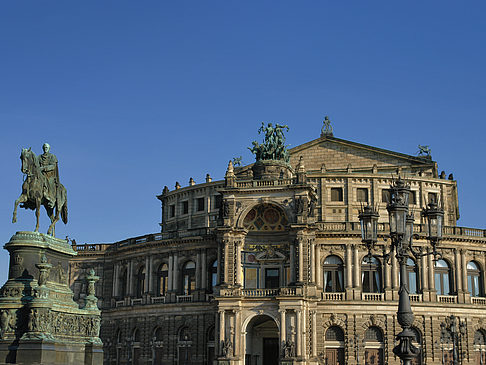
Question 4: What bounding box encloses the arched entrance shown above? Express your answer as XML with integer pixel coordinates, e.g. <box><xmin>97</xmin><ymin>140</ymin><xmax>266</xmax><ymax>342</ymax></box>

<box><xmin>245</xmin><ymin>315</ymin><xmax>279</xmax><ymax>365</ymax></box>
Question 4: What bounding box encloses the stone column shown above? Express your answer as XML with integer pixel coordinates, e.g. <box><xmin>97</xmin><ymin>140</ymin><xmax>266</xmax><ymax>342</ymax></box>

<box><xmin>126</xmin><ymin>260</ymin><xmax>132</xmax><ymax>297</ymax></box>
<box><xmin>280</xmin><ymin>309</ymin><xmax>286</xmax><ymax>346</ymax></box>
<box><xmin>296</xmin><ymin>310</ymin><xmax>302</xmax><ymax>357</ymax></box>
<box><xmin>353</xmin><ymin>245</ymin><xmax>359</xmax><ymax>289</ymax></box>
<box><xmin>301</xmin><ymin>309</ymin><xmax>307</xmax><ymax>359</ymax></box>
<box><xmin>455</xmin><ymin>249</ymin><xmax>462</xmax><ymax>293</ymax></box>
<box><xmin>421</xmin><ymin>249</ymin><xmax>428</xmax><ymax>291</ymax></box>
<box><xmin>428</xmin><ymin>248</ymin><xmax>435</xmax><ymax>294</ymax></box>
<box><xmin>235</xmin><ymin>241</ymin><xmax>242</xmax><ymax>286</ymax></box>
<box><xmin>112</xmin><ymin>262</ymin><xmax>118</xmax><ymax>297</ymax></box>
<box><xmin>461</xmin><ymin>250</ymin><xmax>467</xmax><ymax>294</ymax></box>
<box><xmin>215</xmin><ymin>311</ymin><xmax>220</xmax><ymax>355</ymax></box>
<box><xmin>223</xmin><ymin>241</ymin><xmax>229</xmax><ymax>284</ymax></box>
<box><xmin>345</xmin><ymin>245</ymin><xmax>352</xmax><ymax>288</ymax></box>
<box><xmin>298</xmin><ymin>239</ymin><xmax>304</xmax><ymax>283</ymax></box>
<box><xmin>310</xmin><ymin>242</ymin><xmax>316</xmax><ymax>283</ymax></box>
<box><xmin>201</xmin><ymin>249</ymin><xmax>207</xmax><ymax>290</ymax></box>
<box><xmin>144</xmin><ymin>256</ymin><xmax>150</xmax><ymax>293</ymax></box>
<box><xmin>217</xmin><ymin>242</ymin><xmax>222</xmax><ymax>286</ymax></box>
<box><xmin>196</xmin><ymin>251</ymin><xmax>202</xmax><ymax>289</ymax></box>
<box><xmin>148</xmin><ymin>255</ymin><xmax>154</xmax><ymax>294</ymax></box>
<box><xmin>235</xmin><ymin>310</ymin><xmax>241</xmax><ymax>358</ymax></box>
<box><xmin>315</xmin><ymin>244</ymin><xmax>321</xmax><ymax>287</ymax></box>
<box><xmin>384</xmin><ymin>246</ymin><xmax>391</xmax><ymax>289</ymax></box>
<box><xmin>173</xmin><ymin>252</ymin><xmax>179</xmax><ymax>293</ymax></box>
<box><xmin>219</xmin><ymin>310</ymin><xmax>226</xmax><ymax>351</ymax></box>
<box><xmin>290</xmin><ymin>242</ymin><xmax>296</xmax><ymax>283</ymax></box>
<box><xmin>168</xmin><ymin>254</ymin><xmax>173</xmax><ymax>291</ymax></box>
<box><xmin>312</xmin><ymin>311</ymin><xmax>317</xmax><ymax>357</ymax></box>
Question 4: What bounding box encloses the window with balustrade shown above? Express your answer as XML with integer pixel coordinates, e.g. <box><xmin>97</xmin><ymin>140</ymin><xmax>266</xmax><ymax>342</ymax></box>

<box><xmin>157</xmin><ymin>263</ymin><xmax>169</xmax><ymax>296</ymax></box>
<box><xmin>434</xmin><ymin>259</ymin><xmax>452</xmax><ymax>295</ymax></box>
<box><xmin>182</xmin><ymin>261</ymin><xmax>196</xmax><ymax>295</ymax></box>
<box><xmin>361</xmin><ymin>257</ymin><xmax>382</xmax><ymax>293</ymax></box>
<box><xmin>407</xmin><ymin>258</ymin><xmax>419</xmax><ymax>294</ymax></box>
<box><xmin>323</xmin><ymin>255</ymin><xmax>344</xmax><ymax>292</ymax></box>
<box><xmin>467</xmin><ymin>261</ymin><xmax>483</xmax><ymax>297</ymax></box>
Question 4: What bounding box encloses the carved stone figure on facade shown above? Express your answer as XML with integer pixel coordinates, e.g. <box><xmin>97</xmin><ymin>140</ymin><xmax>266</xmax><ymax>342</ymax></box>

<box><xmin>308</xmin><ymin>196</ymin><xmax>317</xmax><ymax>217</ymax></box>
<box><xmin>0</xmin><ymin>310</ymin><xmax>13</xmax><ymax>339</ymax></box>
<box><xmin>219</xmin><ymin>200</ymin><xmax>230</xmax><ymax>219</ymax></box>
<box><xmin>12</xmin><ymin>144</ymin><xmax>68</xmax><ymax>236</ymax></box>
<box><xmin>56</xmin><ymin>263</ymin><xmax>66</xmax><ymax>284</ymax></box>
<box><xmin>221</xmin><ymin>338</ymin><xmax>233</xmax><ymax>357</ymax></box>
<box><xmin>283</xmin><ymin>340</ymin><xmax>295</xmax><ymax>358</ymax></box>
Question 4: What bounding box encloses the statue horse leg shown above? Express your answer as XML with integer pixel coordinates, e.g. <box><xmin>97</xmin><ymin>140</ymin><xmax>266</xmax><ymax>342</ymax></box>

<box><xmin>34</xmin><ymin>198</ymin><xmax>41</xmax><ymax>232</ymax></box>
<box><xmin>12</xmin><ymin>193</ymin><xmax>28</xmax><ymax>223</ymax></box>
<box><xmin>46</xmin><ymin>205</ymin><xmax>56</xmax><ymax>236</ymax></box>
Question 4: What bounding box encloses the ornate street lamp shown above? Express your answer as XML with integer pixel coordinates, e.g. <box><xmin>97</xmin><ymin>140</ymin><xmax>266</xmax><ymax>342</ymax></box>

<box><xmin>440</xmin><ymin>315</ymin><xmax>466</xmax><ymax>365</ymax></box>
<box><xmin>358</xmin><ymin>175</ymin><xmax>444</xmax><ymax>365</ymax></box>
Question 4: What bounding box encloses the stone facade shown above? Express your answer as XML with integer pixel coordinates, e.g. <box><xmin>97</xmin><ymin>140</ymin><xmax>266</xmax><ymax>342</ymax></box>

<box><xmin>70</xmin><ymin>130</ymin><xmax>485</xmax><ymax>365</ymax></box>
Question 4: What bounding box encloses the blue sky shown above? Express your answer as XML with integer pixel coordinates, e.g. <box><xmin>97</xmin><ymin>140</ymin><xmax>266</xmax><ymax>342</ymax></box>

<box><xmin>0</xmin><ymin>1</ymin><xmax>485</xmax><ymax>284</ymax></box>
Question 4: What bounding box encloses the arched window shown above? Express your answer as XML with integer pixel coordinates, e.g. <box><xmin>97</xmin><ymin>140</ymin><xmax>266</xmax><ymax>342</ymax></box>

<box><xmin>115</xmin><ymin>328</ymin><xmax>123</xmax><ymax>365</ymax></box>
<box><xmin>325</xmin><ymin>326</ymin><xmax>345</xmax><ymax>364</ymax></box>
<box><xmin>136</xmin><ymin>266</ymin><xmax>146</xmax><ymax>298</ymax></box>
<box><xmin>364</xmin><ymin>326</ymin><xmax>384</xmax><ymax>365</ymax></box>
<box><xmin>362</xmin><ymin>257</ymin><xmax>382</xmax><ymax>293</ymax></box>
<box><xmin>119</xmin><ymin>269</ymin><xmax>127</xmax><ymax>298</ymax></box>
<box><xmin>410</xmin><ymin>327</ymin><xmax>423</xmax><ymax>365</ymax></box>
<box><xmin>153</xmin><ymin>327</ymin><xmax>164</xmax><ymax>365</ymax></box>
<box><xmin>474</xmin><ymin>330</ymin><xmax>486</xmax><ymax>365</ymax></box>
<box><xmin>182</xmin><ymin>261</ymin><xmax>196</xmax><ymax>295</ymax></box>
<box><xmin>434</xmin><ymin>259</ymin><xmax>452</xmax><ymax>295</ymax></box>
<box><xmin>157</xmin><ymin>263</ymin><xmax>169</xmax><ymax>296</ymax></box>
<box><xmin>407</xmin><ymin>258</ymin><xmax>419</xmax><ymax>294</ymax></box>
<box><xmin>323</xmin><ymin>255</ymin><xmax>344</xmax><ymax>292</ymax></box>
<box><xmin>132</xmin><ymin>328</ymin><xmax>141</xmax><ymax>365</ymax></box>
<box><xmin>467</xmin><ymin>261</ymin><xmax>483</xmax><ymax>297</ymax></box>
<box><xmin>207</xmin><ymin>326</ymin><xmax>215</xmax><ymax>365</ymax></box>
<box><xmin>208</xmin><ymin>260</ymin><xmax>218</xmax><ymax>293</ymax></box>
<box><xmin>178</xmin><ymin>327</ymin><xmax>192</xmax><ymax>365</ymax></box>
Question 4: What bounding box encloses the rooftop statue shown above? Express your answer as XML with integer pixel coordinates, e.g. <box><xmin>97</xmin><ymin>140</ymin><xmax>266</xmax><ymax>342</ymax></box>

<box><xmin>12</xmin><ymin>143</ymin><xmax>68</xmax><ymax>236</ymax></box>
<box><xmin>249</xmin><ymin>122</ymin><xmax>290</xmax><ymax>162</ymax></box>
<box><xmin>417</xmin><ymin>144</ymin><xmax>431</xmax><ymax>157</ymax></box>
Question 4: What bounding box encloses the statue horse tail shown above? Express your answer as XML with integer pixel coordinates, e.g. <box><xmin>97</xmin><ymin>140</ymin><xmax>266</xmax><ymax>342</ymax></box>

<box><xmin>59</xmin><ymin>185</ymin><xmax>68</xmax><ymax>224</ymax></box>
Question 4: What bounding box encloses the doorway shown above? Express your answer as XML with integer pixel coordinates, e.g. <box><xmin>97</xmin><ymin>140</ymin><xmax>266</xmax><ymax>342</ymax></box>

<box><xmin>245</xmin><ymin>315</ymin><xmax>279</xmax><ymax>365</ymax></box>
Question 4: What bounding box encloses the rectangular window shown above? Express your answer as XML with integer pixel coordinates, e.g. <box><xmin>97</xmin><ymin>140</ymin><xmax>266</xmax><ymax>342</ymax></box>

<box><xmin>181</xmin><ymin>201</ymin><xmax>188</xmax><ymax>215</ymax></box>
<box><xmin>357</xmin><ymin>188</ymin><xmax>369</xmax><ymax>203</ymax></box>
<box><xmin>428</xmin><ymin>192</ymin><xmax>438</xmax><ymax>204</ymax></box>
<box><xmin>244</xmin><ymin>268</ymin><xmax>258</xmax><ymax>289</ymax></box>
<box><xmin>214</xmin><ymin>194</ymin><xmax>223</xmax><ymax>210</ymax></box>
<box><xmin>331</xmin><ymin>187</ymin><xmax>343</xmax><ymax>202</ymax></box>
<box><xmin>196</xmin><ymin>197</ymin><xmax>205</xmax><ymax>212</ymax></box>
<box><xmin>169</xmin><ymin>204</ymin><xmax>175</xmax><ymax>218</ymax></box>
<box><xmin>382</xmin><ymin>189</ymin><xmax>391</xmax><ymax>203</ymax></box>
<box><xmin>265</xmin><ymin>268</ymin><xmax>280</xmax><ymax>289</ymax></box>
<box><xmin>409</xmin><ymin>191</ymin><xmax>416</xmax><ymax>205</ymax></box>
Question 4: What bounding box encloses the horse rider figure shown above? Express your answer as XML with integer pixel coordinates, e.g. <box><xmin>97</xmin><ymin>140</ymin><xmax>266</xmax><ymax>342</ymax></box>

<box><xmin>39</xmin><ymin>143</ymin><xmax>59</xmax><ymax>209</ymax></box>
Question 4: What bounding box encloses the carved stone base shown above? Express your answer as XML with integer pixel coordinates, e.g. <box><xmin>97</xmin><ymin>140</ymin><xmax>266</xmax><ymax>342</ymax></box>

<box><xmin>252</xmin><ymin>160</ymin><xmax>292</xmax><ymax>180</ymax></box>
<box><xmin>16</xmin><ymin>338</ymin><xmax>95</xmax><ymax>365</ymax></box>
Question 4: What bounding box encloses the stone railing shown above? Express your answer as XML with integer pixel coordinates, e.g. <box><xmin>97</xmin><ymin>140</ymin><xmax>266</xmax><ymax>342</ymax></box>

<box><xmin>409</xmin><ymin>294</ymin><xmax>422</xmax><ymax>302</ymax></box>
<box><xmin>236</xmin><ymin>178</ymin><xmax>294</xmax><ymax>188</ymax></box>
<box><xmin>316</xmin><ymin>222</ymin><xmax>486</xmax><ymax>240</ymax></box>
<box><xmin>176</xmin><ymin>295</ymin><xmax>193</xmax><ymax>303</ymax></box>
<box><xmin>472</xmin><ymin>297</ymin><xmax>486</xmax><ymax>305</ymax></box>
<box><xmin>151</xmin><ymin>296</ymin><xmax>166</xmax><ymax>304</ymax></box>
<box><xmin>131</xmin><ymin>298</ymin><xmax>143</xmax><ymax>306</ymax></box>
<box><xmin>115</xmin><ymin>300</ymin><xmax>125</xmax><ymax>308</ymax></box>
<box><xmin>241</xmin><ymin>288</ymin><xmax>279</xmax><ymax>297</ymax></box>
<box><xmin>437</xmin><ymin>295</ymin><xmax>456</xmax><ymax>304</ymax></box>
<box><xmin>362</xmin><ymin>293</ymin><xmax>384</xmax><ymax>301</ymax></box>
<box><xmin>322</xmin><ymin>292</ymin><xmax>345</xmax><ymax>301</ymax></box>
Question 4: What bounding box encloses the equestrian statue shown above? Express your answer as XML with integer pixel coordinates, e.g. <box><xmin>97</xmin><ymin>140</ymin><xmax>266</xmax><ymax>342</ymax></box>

<box><xmin>12</xmin><ymin>143</ymin><xmax>68</xmax><ymax>236</ymax></box>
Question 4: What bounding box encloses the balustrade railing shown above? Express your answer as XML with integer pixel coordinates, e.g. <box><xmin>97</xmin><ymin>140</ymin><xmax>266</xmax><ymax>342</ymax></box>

<box><xmin>362</xmin><ymin>293</ymin><xmax>384</xmax><ymax>301</ymax></box>
<box><xmin>176</xmin><ymin>295</ymin><xmax>193</xmax><ymax>303</ymax></box>
<box><xmin>409</xmin><ymin>294</ymin><xmax>422</xmax><ymax>302</ymax></box>
<box><xmin>151</xmin><ymin>296</ymin><xmax>166</xmax><ymax>304</ymax></box>
<box><xmin>472</xmin><ymin>297</ymin><xmax>486</xmax><ymax>305</ymax></box>
<box><xmin>322</xmin><ymin>292</ymin><xmax>345</xmax><ymax>301</ymax></box>
<box><xmin>131</xmin><ymin>298</ymin><xmax>143</xmax><ymax>306</ymax></box>
<box><xmin>437</xmin><ymin>295</ymin><xmax>456</xmax><ymax>304</ymax></box>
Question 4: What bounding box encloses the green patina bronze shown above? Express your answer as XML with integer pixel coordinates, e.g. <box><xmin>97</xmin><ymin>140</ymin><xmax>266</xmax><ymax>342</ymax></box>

<box><xmin>249</xmin><ymin>122</ymin><xmax>290</xmax><ymax>163</ymax></box>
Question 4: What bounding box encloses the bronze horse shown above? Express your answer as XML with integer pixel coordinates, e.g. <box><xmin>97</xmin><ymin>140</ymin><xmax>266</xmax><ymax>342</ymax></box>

<box><xmin>12</xmin><ymin>148</ymin><xmax>68</xmax><ymax>236</ymax></box>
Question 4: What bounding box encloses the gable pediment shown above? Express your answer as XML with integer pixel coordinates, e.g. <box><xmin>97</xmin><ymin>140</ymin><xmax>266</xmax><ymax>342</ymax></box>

<box><xmin>288</xmin><ymin>136</ymin><xmax>435</xmax><ymax>173</ymax></box>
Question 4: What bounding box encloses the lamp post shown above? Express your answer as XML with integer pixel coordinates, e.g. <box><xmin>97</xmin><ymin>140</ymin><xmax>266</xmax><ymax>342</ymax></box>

<box><xmin>440</xmin><ymin>315</ymin><xmax>466</xmax><ymax>365</ymax></box>
<box><xmin>358</xmin><ymin>176</ymin><xmax>444</xmax><ymax>365</ymax></box>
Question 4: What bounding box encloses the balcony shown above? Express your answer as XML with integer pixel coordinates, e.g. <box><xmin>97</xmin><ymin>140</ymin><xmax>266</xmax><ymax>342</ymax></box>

<box><xmin>322</xmin><ymin>292</ymin><xmax>345</xmax><ymax>301</ymax></box>
<box><xmin>409</xmin><ymin>294</ymin><xmax>422</xmax><ymax>303</ymax></box>
<box><xmin>176</xmin><ymin>295</ymin><xmax>193</xmax><ymax>303</ymax></box>
<box><xmin>472</xmin><ymin>297</ymin><xmax>486</xmax><ymax>305</ymax></box>
<box><xmin>151</xmin><ymin>296</ymin><xmax>166</xmax><ymax>304</ymax></box>
<box><xmin>131</xmin><ymin>298</ymin><xmax>143</xmax><ymax>306</ymax></box>
<box><xmin>437</xmin><ymin>295</ymin><xmax>456</xmax><ymax>304</ymax></box>
<box><xmin>362</xmin><ymin>293</ymin><xmax>384</xmax><ymax>301</ymax></box>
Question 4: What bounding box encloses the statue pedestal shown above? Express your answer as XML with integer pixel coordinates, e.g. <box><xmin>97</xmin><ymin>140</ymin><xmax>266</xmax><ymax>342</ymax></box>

<box><xmin>252</xmin><ymin>160</ymin><xmax>292</xmax><ymax>180</ymax></box>
<box><xmin>0</xmin><ymin>232</ymin><xmax>103</xmax><ymax>365</ymax></box>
